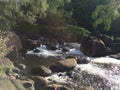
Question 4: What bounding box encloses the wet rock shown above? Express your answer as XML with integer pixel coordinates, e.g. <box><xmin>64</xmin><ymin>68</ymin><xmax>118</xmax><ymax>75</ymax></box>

<box><xmin>33</xmin><ymin>48</ymin><xmax>40</xmax><ymax>53</ymax></box>
<box><xmin>77</xmin><ymin>56</ymin><xmax>91</xmax><ymax>64</ymax></box>
<box><xmin>66</xmin><ymin>70</ymin><xmax>74</xmax><ymax>78</ymax></box>
<box><xmin>109</xmin><ymin>53</ymin><xmax>120</xmax><ymax>59</ymax></box>
<box><xmin>62</xmin><ymin>47</ymin><xmax>70</xmax><ymax>52</ymax></box>
<box><xmin>81</xmin><ymin>36</ymin><xmax>111</xmax><ymax>57</ymax></box>
<box><xmin>31</xmin><ymin>65</ymin><xmax>52</xmax><ymax>77</ymax></box>
<box><xmin>43</xmin><ymin>84</ymin><xmax>72</xmax><ymax>90</ymax></box>
<box><xmin>50</xmin><ymin>58</ymin><xmax>77</xmax><ymax>72</ymax></box>
<box><xmin>30</xmin><ymin>76</ymin><xmax>48</xmax><ymax>90</ymax></box>
<box><xmin>66</xmin><ymin>55</ymin><xmax>91</xmax><ymax>64</ymax></box>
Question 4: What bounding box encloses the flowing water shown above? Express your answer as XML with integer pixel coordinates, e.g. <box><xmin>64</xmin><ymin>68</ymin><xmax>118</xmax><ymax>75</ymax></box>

<box><xmin>27</xmin><ymin>43</ymin><xmax>120</xmax><ymax>90</ymax></box>
<box><xmin>45</xmin><ymin>57</ymin><xmax>120</xmax><ymax>90</ymax></box>
<box><xmin>73</xmin><ymin>57</ymin><xmax>120</xmax><ymax>90</ymax></box>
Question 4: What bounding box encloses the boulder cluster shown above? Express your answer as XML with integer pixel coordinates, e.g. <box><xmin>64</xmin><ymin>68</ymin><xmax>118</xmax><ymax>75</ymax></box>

<box><xmin>1</xmin><ymin>32</ymin><xmax>119</xmax><ymax>90</ymax></box>
<box><xmin>0</xmin><ymin>32</ymin><xmax>94</xmax><ymax>90</ymax></box>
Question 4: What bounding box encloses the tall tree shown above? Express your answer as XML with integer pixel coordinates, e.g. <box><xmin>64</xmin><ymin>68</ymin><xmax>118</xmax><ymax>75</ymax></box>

<box><xmin>14</xmin><ymin>0</ymin><xmax>50</xmax><ymax>35</ymax></box>
<box><xmin>65</xmin><ymin>0</ymin><xmax>108</xmax><ymax>31</ymax></box>
<box><xmin>92</xmin><ymin>0</ymin><xmax>120</xmax><ymax>30</ymax></box>
<box><xmin>37</xmin><ymin>0</ymin><xmax>72</xmax><ymax>26</ymax></box>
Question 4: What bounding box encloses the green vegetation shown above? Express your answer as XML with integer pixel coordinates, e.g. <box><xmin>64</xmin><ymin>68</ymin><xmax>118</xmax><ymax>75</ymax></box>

<box><xmin>92</xmin><ymin>0</ymin><xmax>120</xmax><ymax>30</ymax></box>
<box><xmin>0</xmin><ymin>0</ymin><xmax>120</xmax><ymax>37</ymax></box>
<box><xmin>0</xmin><ymin>0</ymin><xmax>18</xmax><ymax>31</ymax></box>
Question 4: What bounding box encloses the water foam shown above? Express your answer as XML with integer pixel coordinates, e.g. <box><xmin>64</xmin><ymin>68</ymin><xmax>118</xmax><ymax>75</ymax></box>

<box><xmin>27</xmin><ymin>44</ymin><xmax>120</xmax><ymax>90</ymax></box>
<box><xmin>75</xmin><ymin>57</ymin><xmax>120</xmax><ymax>90</ymax></box>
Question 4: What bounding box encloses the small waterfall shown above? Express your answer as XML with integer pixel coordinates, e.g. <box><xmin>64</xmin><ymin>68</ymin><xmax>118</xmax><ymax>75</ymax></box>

<box><xmin>45</xmin><ymin>57</ymin><xmax>120</xmax><ymax>90</ymax></box>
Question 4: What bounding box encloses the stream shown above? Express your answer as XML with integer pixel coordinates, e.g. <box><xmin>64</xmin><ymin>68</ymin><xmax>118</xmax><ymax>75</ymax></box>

<box><xmin>27</xmin><ymin>43</ymin><xmax>120</xmax><ymax>90</ymax></box>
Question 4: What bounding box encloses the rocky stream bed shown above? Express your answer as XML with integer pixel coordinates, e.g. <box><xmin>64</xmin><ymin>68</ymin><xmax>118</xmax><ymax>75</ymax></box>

<box><xmin>0</xmin><ymin>32</ymin><xmax>120</xmax><ymax>90</ymax></box>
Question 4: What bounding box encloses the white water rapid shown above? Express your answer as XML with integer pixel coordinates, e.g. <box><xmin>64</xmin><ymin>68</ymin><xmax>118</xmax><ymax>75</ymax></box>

<box><xmin>74</xmin><ymin>57</ymin><xmax>120</xmax><ymax>90</ymax></box>
<box><xmin>27</xmin><ymin>43</ymin><xmax>120</xmax><ymax>90</ymax></box>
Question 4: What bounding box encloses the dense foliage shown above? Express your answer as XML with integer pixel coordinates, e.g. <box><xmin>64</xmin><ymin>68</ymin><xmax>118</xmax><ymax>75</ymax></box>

<box><xmin>0</xmin><ymin>0</ymin><xmax>120</xmax><ymax>37</ymax></box>
<box><xmin>65</xmin><ymin>0</ymin><xmax>108</xmax><ymax>30</ymax></box>
<box><xmin>92</xmin><ymin>0</ymin><xmax>120</xmax><ymax>30</ymax></box>
<box><xmin>0</xmin><ymin>0</ymin><xmax>18</xmax><ymax>31</ymax></box>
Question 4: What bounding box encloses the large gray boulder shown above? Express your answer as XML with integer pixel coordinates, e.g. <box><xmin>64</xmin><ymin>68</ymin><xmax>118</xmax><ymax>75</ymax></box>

<box><xmin>81</xmin><ymin>36</ymin><xmax>110</xmax><ymax>57</ymax></box>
